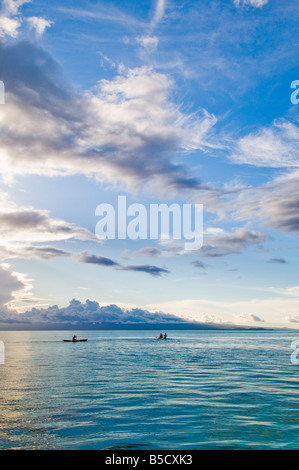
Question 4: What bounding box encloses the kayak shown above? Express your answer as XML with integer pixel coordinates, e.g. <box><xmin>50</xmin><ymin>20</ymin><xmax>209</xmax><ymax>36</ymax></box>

<box><xmin>63</xmin><ymin>339</ymin><xmax>88</xmax><ymax>342</ymax></box>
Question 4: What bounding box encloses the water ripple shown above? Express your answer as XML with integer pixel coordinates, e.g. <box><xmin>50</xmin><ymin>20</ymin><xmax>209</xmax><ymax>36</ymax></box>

<box><xmin>0</xmin><ymin>330</ymin><xmax>298</xmax><ymax>449</ymax></box>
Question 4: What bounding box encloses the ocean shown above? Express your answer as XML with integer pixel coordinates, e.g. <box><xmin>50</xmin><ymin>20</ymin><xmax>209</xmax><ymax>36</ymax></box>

<box><xmin>0</xmin><ymin>330</ymin><xmax>298</xmax><ymax>450</ymax></box>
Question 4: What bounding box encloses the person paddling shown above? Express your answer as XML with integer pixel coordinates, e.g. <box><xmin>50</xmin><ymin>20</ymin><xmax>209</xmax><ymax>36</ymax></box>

<box><xmin>72</xmin><ymin>335</ymin><xmax>77</xmax><ymax>341</ymax></box>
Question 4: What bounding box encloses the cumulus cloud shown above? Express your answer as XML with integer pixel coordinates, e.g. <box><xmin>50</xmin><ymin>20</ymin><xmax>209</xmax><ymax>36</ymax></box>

<box><xmin>0</xmin><ymin>41</ymin><xmax>218</xmax><ymax>193</ymax></box>
<box><xmin>0</xmin><ymin>15</ymin><xmax>20</xmax><ymax>38</ymax></box>
<box><xmin>236</xmin><ymin>312</ymin><xmax>265</xmax><ymax>323</ymax></box>
<box><xmin>0</xmin><ymin>298</ymin><xmax>192</xmax><ymax>326</ymax></box>
<box><xmin>1</xmin><ymin>0</ymin><xmax>30</xmax><ymax>16</ymax></box>
<box><xmin>0</xmin><ymin>0</ymin><xmax>30</xmax><ymax>38</ymax></box>
<box><xmin>0</xmin><ymin>1</ymin><xmax>52</xmax><ymax>39</ymax></box>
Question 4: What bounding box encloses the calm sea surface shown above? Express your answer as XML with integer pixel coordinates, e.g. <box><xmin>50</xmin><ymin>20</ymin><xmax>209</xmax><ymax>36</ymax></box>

<box><xmin>0</xmin><ymin>330</ymin><xmax>298</xmax><ymax>450</ymax></box>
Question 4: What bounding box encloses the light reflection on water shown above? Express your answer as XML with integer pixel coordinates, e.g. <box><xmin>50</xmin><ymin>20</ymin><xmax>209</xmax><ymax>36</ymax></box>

<box><xmin>0</xmin><ymin>330</ymin><xmax>298</xmax><ymax>449</ymax></box>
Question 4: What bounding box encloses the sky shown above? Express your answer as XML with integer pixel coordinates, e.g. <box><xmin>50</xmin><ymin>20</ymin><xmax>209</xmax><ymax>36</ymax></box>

<box><xmin>0</xmin><ymin>0</ymin><xmax>299</xmax><ymax>329</ymax></box>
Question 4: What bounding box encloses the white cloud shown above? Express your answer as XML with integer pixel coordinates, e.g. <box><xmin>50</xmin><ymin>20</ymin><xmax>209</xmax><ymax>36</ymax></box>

<box><xmin>264</xmin><ymin>286</ymin><xmax>299</xmax><ymax>297</ymax></box>
<box><xmin>1</xmin><ymin>0</ymin><xmax>31</xmax><ymax>16</ymax></box>
<box><xmin>0</xmin><ymin>299</ymin><xmax>192</xmax><ymax>325</ymax></box>
<box><xmin>0</xmin><ymin>42</ymin><xmax>218</xmax><ymax>194</ymax></box>
<box><xmin>0</xmin><ymin>1</ymin><xmax>52</xmax><ymax>39</ymax></box>
<box><xmin>0</xmin><ymin>16</ymin><xmax>20</xmax><ymax>38</ymax></box>
<box><xmin>234</xmin><ymin>0</ymin><xmax>269</xmax><ymax>7</ymax></box>
<box><xmin>200</xmin><ymin>227</ymin><xmax>266</xmax><ymax>257</ymax></box>
<box><xmin>136</xmin><ymin>35</ymin><xmax>159</xmax><ymax>53</ymax></box>
<box><xmin>235</xmin><ymin>312</ymin><xmax>264</xmax><ymax>322</ymax></box>
<box><xmin>0</xmin><ymin>0</ymin><xmax>30</xmax><ymax>38</ymax></box>
<box><xmin>287</xmin><ymin>315</ymin><xmax>299</xmax><ymax>323</ymax></box>
<box><xmin>151</xmin><ymin>0</ymin><xmax>166</xmax><ymax>28</ymax></box>
<box><xmin>97</xmin><ymin>51</ymin><xmax>116</xmax><ymax>69</ymax></box>
<box><xmin>146</xmin><ymin>295</ymin><xmax>299</xmax><ymax>327</ymax></box>
<box><xmin>222</xmin><ymin>170</ymin><xmax>299</xmax><ymax>236</ymax></box>
<box><xmin>231</xmin><ymin>120</ymin><xmax>299</xmax><ymax>168</ymax></box>
<box><xmin>27</xmin><ymin>16</ymin><xmax>53</xmax><ymax>37</ymax></box>
<box><xmin>144</xmin><ymin>227</ymin><xmax>266</xmax><ymax>258</ymax></box>
<box><xmin>0</xmin><ymin>263</ymin><xmax>27</xmax><ymax>307</ymax></box>
<box><xmin>0</xmin><ymin>192</ymin><xmax>96</xmax><ymax>245</ymax></box>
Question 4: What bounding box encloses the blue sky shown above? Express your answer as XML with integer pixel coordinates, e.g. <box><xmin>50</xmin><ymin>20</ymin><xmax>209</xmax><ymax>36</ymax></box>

<box><xmin>0</xmin><ymin>0</ymin><xmax>299</xmax><ymax>328</ymax></box>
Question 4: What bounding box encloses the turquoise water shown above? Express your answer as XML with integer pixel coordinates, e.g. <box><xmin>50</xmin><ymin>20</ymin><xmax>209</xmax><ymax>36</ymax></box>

<box><xmin>0</xmin><ymin>330</ymin><xmax>298</xmax><ymax>450</ymax></box>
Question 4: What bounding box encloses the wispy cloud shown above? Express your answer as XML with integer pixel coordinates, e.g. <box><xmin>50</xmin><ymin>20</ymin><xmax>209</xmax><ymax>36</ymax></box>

<box><xmin>230</xmin><ymin>120</ymin><xmax>299</xmax><ymax>168</ymax></box>
<box><xmin>200</xmin><ymin>228</ymin><xmax>266</xmax><ymax>257</ymax></box>
<box><xmin>77</xmin><ymin>252</ymin><xmax>119</xmax><ymax>267</ymax></box>
<box><xmin>0</xmin><ymin>193</ymin><xmax>96</xmax><ymax>245</ymax></box>
<box><xmin>267</xmin><ymin>257</ymin><xmax>287</xmax><ymax>264</ymax></box>
<box><xmin>149</xmin><ymin>227</ymin><xmax>266</xmax><ymax>258</ymax></box>
<box><xmin>122</xmin><ymin>264</ymin><xmax>170</xmax><ymax>277</ymax></box>
<box><xmin>97</xmin><ymin>50</ymin><xmax>116</xmax><ymax>69</ymax></box>
<box><xmin>287</xmin><ymin>315</ymin><xmax>299</xmax><ymax>323</ymax></box>
<box><xmin>234</xmin><ymin>0</ymin><xmax>269</xmax><ymax>8</ymax></box>
<box><xmin>146</xmin><ymin>294</ymin><xmax>299</xmax><ymax>326</ymax></box>
<box><xmin>222</xmin><ymin>171</ymin><xmax>299</xmax><ymax>236</ymax></box>
<box><xmin>57</xmin><ymin>4</ymin><xmax>147</xmax><ymax>29</ymax></box>
<box><xmin>135</xmin><ymin>35</ymin><xmax>159</xmax><ymax>53</ymax></box>
<box><xmin>0</xmin><ymin>193</ymin><xmax>170</xmax><ymax>287</ymax></box>
<box><xmin>191</xmin><ymin>260</ymin><xmax>211</xmax><ymax>270</ymax></box>
<box><xmin>150</xmin><ymin>0</ymin><xmax>166</xmax><ymax>28</ymax></box>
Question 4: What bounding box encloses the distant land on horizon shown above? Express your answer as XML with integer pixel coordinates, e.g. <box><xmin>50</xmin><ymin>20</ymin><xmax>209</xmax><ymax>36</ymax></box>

<box><xmin>0</xmin><ymin>321</ymin><xmax>287</xmax><ymax>331</ymax></box>
<box><xmin>0</xmin><ymin>300</ymin><xmax>296</xmax><ymax>331</ymax></box>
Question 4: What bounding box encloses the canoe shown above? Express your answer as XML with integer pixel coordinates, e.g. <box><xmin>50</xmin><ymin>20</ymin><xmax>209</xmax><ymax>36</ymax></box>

<box><xmin>63</xmin><ymin>339</ymin><xmax>88</xmax><ymax>342</ymax></box>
